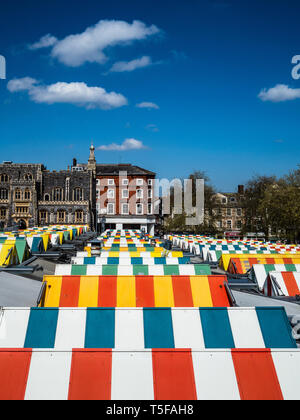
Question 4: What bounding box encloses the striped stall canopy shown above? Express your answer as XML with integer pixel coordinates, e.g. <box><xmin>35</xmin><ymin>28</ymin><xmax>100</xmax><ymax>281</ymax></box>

<box><xmin>1</xmin><ymin>348</ymin><xmax>300</xmax><ymax>400</ymax></box>
<box><xmin>40</xmin><ymin>275</ymin><xmax>230</xmax><ymax>308</ymax></box>
<box><xmin>55</xmin><ymin>264</ymin><xmax>211</xmax><ymax>276</ymax></box>
<box><xmin>265</xmin><ymin>272</ymin><xmax>300</xmax><ymax>297</ymax></box>
<box><xmin>0</xmin><ymin>307</ymin><xmax>295</xmax><ymax>350</ymax></box>
<box><xmin>99</xmin><ymin>251</ymin><xmax>184</xmax><ymax>258</ymax></box>
<box><xmin>251</xmin><ymin>264</ymin><xmax>300</xmax><ymax>291</ymax></box>
<box><xmin>224</xmin><ymin>255</ymin><xmax>300</xmax><ymax>274</ymax></box>
<box><xmin>71</xmin><ymin>256</ymin><xmax>190</xmax><ymax>265</ymax></box>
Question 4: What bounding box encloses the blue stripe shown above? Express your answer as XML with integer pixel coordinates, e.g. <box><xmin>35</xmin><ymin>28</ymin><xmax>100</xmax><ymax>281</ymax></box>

<box><xmin>200</xmin><ymin>308</ymin><xmax>235</xmax><ymax>348</ymax></box>
<box><xmin>154</xmin><ymin>257</ymin><xmax>166</xmax><ymax>265</ymax></box>
<box><xmin>178</xmin><ymin>257</ymin><xmax>190</xmax><ymax>264</ymax></box>
<box><xmin>143</xmin><ymin>308</ymin><xmax>174</xmax><ymax>348</ymax></box>
<box><xmin>107</xmin><ymin>257</ymin><xmax>119</xmax><ymax>265</ymax></box>
<box><xmin>85</xmin><ymin>308</ymin><xmax>115</xmax><ymax>348</ymax></box>
<box><xmin>24</xmin><ymin>308</ymin><xmax>58</xmax><ymax>348</ymax></box>
<box><xmin>255</xmin><ymin>307</ymin><xmax>297</xmax><ymax>348</ymax></box>
<box><xmin>131</xmin><ymin>257</ymin><xmax>143</xmax><ymax>265</ymax></box>
<box><xmin>84</xmin><ymin>257</ymin><xmax>95</xmax><ymax>265</ymax></box>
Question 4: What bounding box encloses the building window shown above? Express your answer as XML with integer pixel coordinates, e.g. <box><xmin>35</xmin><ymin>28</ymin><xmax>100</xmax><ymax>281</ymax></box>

<box><xmin>122</xmin><ymin>179</ymin><xmax>128</xmax><ymax>186</ymax></box>
<box><xmin>136</xmin><ymin>179</ymin><xmax>143</xmax><ymax>186</ymax></box>
<box><xmin>96</xmin><ymin>189</ymin><xmax>99</xmax><ymax>199</ymax></box>
<box><xmin>237</xmin><ymin>220</ymin><xmax>242</xmax><ymax>229</ymax></box>
<box><xmin>217</xmin><ymin>220</ymin><xmax>222</xmax><ymax>228</ymax></box>
<box><xmin>136</xmin><ymin>203</ymin><xmax>143</xmax><ymax>215</ymax></box>
<box><xmin>0</xmin><ymin>208</ymin><xmax>7</xmax><ymax>219</ymax></box>
<box><xmin>107</xmin><ymin>203</ymin><xmax>115</xmax><ymax>215</ymax></box>
<box><xmin>39</xmin><ymin>210</ymin><xmax>48</xmax><ymax>224</ymax></box>
<box><xmin>53</xmin><ymin>188</ymin><xmax>63</xmax><ymax>201</ymax></box>
<box><xmin>237</xmin><ymin>208</ymin><xmax>242</xmax><ymax>216</ymax></box>
<box><xmin>44</xmin><ymin>194</ymin><xmax>50</xmax><ymax>201</ymax></box>
<box><xmin>0</xmin><ymin>189</ymin><xmax>8</xmax><ymax>200</ymax></box>
<box><xmin>222</xmin><ymin>198</ymin><xmax>227</xmax><ymax>204</ymax></box>
<box><xmin>230</xmin><ymin>197</ymin><xmax>236</xmax><ymax>202</ymax></box>
<box><xmin>227</xmin><ymin>208</ymin><xmax>232</xmax><ymax>216</ymax></box>
<box><xmin>136</xmin><ymin>189</ymin><xmax>143</xmax><ymax>199</ymax></box>
<box><xmin>75</xmin><ymin>210</ymin><xmax>84</xmax><ymax>223</ymax></box>
<box><xmin>24</xmin><ymin>189</ymin><xmax>31</xmax><ymax>200</ymax></box>
<box><xmin>122</xmin><ymin>203</ymin><xmax>129</xmax><ymax>215</ymax></box>
<box><xmin>108</xmin><ymin>179</ymin><xmax>114</xmax><ymax>186</ymax></box>
<box><xmin>0</xmin><ymin>174</ymin><xmax>9</xmax><ymax>183</ymax></box>
<box><xmin>107</xmin><ymin>189</ymin><xmax>115</xmax><ymax>199</ymax></box>
<box><xmin>73</xmin><ymin>188</ymin><xmax>83</xmax><ymax>201</ymax></box>
<box><xmin>122</xmin><ymin>189</ymin><xmax>129</xmax><ymax>199</ymax></box>
<box><xmin>227</xmin><ymin>220</ymin><xmax>232</xmax><ymax>229</ymax></box>
<box><xmin>57</xmin><ymin>210</ymin><xmax>66</xmax><ymax>223</ymax></box>
<box><xmin>15</xmin><ymin>189</ymin><xmax>22</xmax><ymax>200</ymax></box>
<box><xmin>148</xmin><ymin>179</ymin><xmax>153</xmax><ymax>186</ymax></box>
<box><xmin>148</xmin><ymin>189</ymin><xmax>152</xmax><ymax>199</ymax></box>
<box><xmin>147</xmin><ymin>203</ymin><xmax>152</xmax><ymax>214</ymax></box>
<box><xmin>16</xmin><ymin>206</ymin><xmax>28</xmax><ymax>215</ymax></box>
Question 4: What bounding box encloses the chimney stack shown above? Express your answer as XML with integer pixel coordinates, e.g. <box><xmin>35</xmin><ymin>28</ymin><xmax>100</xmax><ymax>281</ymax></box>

<box><xmin>73</xmin><ymin>158</ymin><xmax>77</xmax><ymax>167</ymax></box>
<box><xmin>238</xmin><ymin>185</ymin><xmax>244</xmax><ymax>194</ymax></box>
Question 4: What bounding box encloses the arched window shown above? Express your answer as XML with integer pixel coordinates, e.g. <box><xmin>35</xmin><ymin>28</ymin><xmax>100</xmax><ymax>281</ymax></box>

<box><xmin>0</xmin><ymin>208</ymin><xmax>7</xmax><ymax>219</ymax></box>
<box><xmin>24</xmin><ymin>189</ymin><xmax>31</xmax><ymax>200</ymax></box>
<box><xmin>0</xmin><ymin>174</ymin><xmax>9</xmax><ymax>183</ymax></box>
<box><xmin>75</xmin><ymin>210</ymin><xmax>84</xmax><ymax>223</ymax></box>
<box><xmin>44</xmin><ymin>194</ymin><xmax>50</xmax><ymax>201</ymax></box>
<box><xmin>53</xmin><ymin>188</ymin><xmax>63</xmax><ymax>201</ymax></box>
<box><xmin>0</xmin><ymin>189</ymin><xmax>8</xmax><ymax>200</ymax></box>
<box><xmin>73</xmin><ymin>188</ymin><xmax>83</xmax><ymax>201</ymax></box>
<box><xmin>15</xmin><ymin>189</ymin><xmax>21</xmax><ymax>200</ymax></box>
<box><xmin>39</xmin><ymin>210</ymin><xmax>49</xmax><ymax>224</ymax></box>
<box><xmin>57</xmin><ymin>210</ymin><xmax>66</xmax><ymax>223</ymax></box>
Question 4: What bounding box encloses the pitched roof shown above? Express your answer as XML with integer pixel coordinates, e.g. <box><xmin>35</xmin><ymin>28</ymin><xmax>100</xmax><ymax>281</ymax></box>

<box><xmin>96</xmin><ymin>164</ymin><xmax>155</xmax><ymax>176</ymax></box>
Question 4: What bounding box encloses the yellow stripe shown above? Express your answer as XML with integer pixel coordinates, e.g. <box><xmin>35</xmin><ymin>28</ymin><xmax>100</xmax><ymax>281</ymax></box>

<box><xmin>117</xmin><ymin>276</ymin><xmax>136</xmax><ymax>307</ymax></box>
<box><xmin>190</xmin><ymin>276</ymin><xmax>213</xmax><ymax>307</ymax></box>
<box><xmin>42</xmin><ymin>276</ymin><xmax>62</xmax><ymax>307</ymax></box>
<box><xmin>78</xmin><ymin>276</ymin><xmax>99</xmax><ymax>307</ymax></box>
<box><xmin>153</xmin><ymin>276</ymin><xmax>174</xmax><ymax>307</ymax></box>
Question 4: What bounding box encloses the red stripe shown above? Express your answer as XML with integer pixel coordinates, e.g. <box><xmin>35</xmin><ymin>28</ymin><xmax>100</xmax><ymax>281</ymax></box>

<box><xmin>248</xmin><ymin>258</ymin><xmax>259</xmax><ymax>268</ymax></box>
<box><xmin>59</xmin><ymin>276</ymin><xmax>81</xmax><ymax>307</ymax></box>
<box><xmin>68</xmin><ymin>350</ymin><xmax>112</xmax><ymax>400</ymax></box>
<box><xmin>152</xmin><ymin>349</ymin><xmax>197</xmax><ymax>400</ymax></box>
<box><xmin>231</xmin><ymin>349</ymin><xmax>283</xmax><ymax>400</ymax></box>
<box><xmin>229</xmin><ymin>258</ymin><xmax>243</xmax><ymax>274</ymax></box>
<box><xmin>283</xmin><ymin>258</ymin><xmax>293</xmax><ymax>264</ymax></box>
<box><xmin>208</xmin><ymin>275</ymin><xmax>230</xmax><ymax>307</ymax></box>
<box><xmin>265</xmin><ymin>258</ymin><xmax>275</xmax><ymax>264</ymax></box>
<box><xmin>98</xmin><ymin>276</ymin><xmax>117</xmax><ymax>307</ymax></box>
<box><xmin>172</xmin><ymin>276</ymin><xmax>194</xmax><ymax>307</ymax></box>
<box><xmin>135</xmin><ymin>276</ymin><xmax>155</xmax><ymax>307</ymax></box>
<box><xmin>0</xmin><ymin>349</ymin><xmax>32</xmax><ymax>400</ymax></box>
<box><xmin>281</xmin><ymin>272</ymin><xmax>300</xmax><ymax>297</ymax></box>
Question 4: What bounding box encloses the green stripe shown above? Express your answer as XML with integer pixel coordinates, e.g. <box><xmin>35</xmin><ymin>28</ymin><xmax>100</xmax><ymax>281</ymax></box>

<box><xmin>133</xmin><ymin>265</ymin><xmax>149</xmax><ymax>275</ymax></box>
<box><xmin>71</xmin><ymin>265</ymin><xmax>87</xmax><ymax>275</ymax></box>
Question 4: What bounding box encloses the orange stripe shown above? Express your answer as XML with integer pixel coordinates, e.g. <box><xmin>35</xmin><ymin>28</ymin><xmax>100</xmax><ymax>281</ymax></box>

<box><xmin>171</xmin><ymin>276</ymin><xmax>194</xmax><ymax>307</ymax></box>
<box><xmin>208</xmin><ymin>275</ymin><xmax>230</xmax><ymax>307</ymax></box>
<box><xmin>68</xmin><ymin>350</ymin><xmax>112</xmax><ymax>400</ymax></box>
<box><xmin>98</xmin><ymin>276</ymin><xmax>117</xmax><ymax>307</ymax></box>
<box><xmin>0</xmin><ymin>349</ymin><xmax>32</xmax><ymax>400</ymax></box>
<box><xmin>59</xmin><ymin>276</ymin><xmax>81</xmax><ymax>307</ymax></box>
<box><xmin>282</xmin><ymin>272</ymin><xmax>300</xmax><ymax>297</ymax></box>
<box><xmin>232</xmin><ymin>349</ymin><xmax>283</xmax><ymax>400</ymax></box>
<box><xmin>152</xmin><ymin>349</ymin><xmax>197</xmax><ymax>400</ymax></box>
<box><xmin>135</xmin><ymin>276</ymin><xmax>155</xmax><ymax>307</ymax></box>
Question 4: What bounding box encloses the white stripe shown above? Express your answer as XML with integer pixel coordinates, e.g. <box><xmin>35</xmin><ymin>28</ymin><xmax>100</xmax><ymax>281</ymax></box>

<box><xmin>0</xmin><ymin>308</ymin><xmax>30</xmax><ymax>348</ymax></box>
<box><xmin>86</xmin><ymin>265</ymin><xmax>102</xmax><ymax>275</ymax></box>
<box><xmin>117</xmin><ymin>266</ymin><xmax>134</xmax><ymax>275</ymax></box>
<box><xmin>115</xmin><ymin>309</ymin><xmax>144</xmax><ymax>350</ymax></box>
<box><xmin>253</xmin><ymin>265</ymin><xmax>268</xmax><ymax>290</ymax></box>
<box><xmin>192</xmin><ymin>350</ymin><xmax>240</xmax><ymax>400</ymax></box>
<box><xmin>179</xmin><ymin>265</ymin><xmax>195</xmax><ymax>275</ymax></box>
<box><xmin>148</xmin><ymin>266</ymin><xmax>164</xmax><ymax>275</ymax></box>
<box><xmin>55</xmin><ymin>265</ymin><xmax>70</xmax><ymax>275</ymax></box>
<box><xmin>55</xmin><ymin>309</ymin><xmax>86</xmax><ymax>349</ymax></box>
<box><xmin>227</xmin><ymin>308</ymin><xmax>265</xmax><ymax>348</ymax></box>
<box><xmin>271</xmin><ymin>272</ymin><xmax>289</xmax><ymax>296</ymax></box>
<box><xmin>271</xmin><ymin>350</ymin><xmax>300</xmax><ymax>400</ymax></box>
<box><xmin>25</xmin><ymin>350</ymin><xmax>72</xmax><ymax>400</ymax></box>
<box><xmin>111</xmin><ymin>351</ymin><xmax>154</xmax><ymax>400</ymax></box>
<box><xmin>171</xmin><ymin>309</ymin><xmax>205</xmax><ymax>348</ymax></box>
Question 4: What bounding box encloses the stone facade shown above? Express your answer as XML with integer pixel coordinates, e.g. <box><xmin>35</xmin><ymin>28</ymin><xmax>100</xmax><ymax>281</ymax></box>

<box><xmin>0</xmin><ymin>157</ymin><xmax>95</xmax><ymax>229</ymax></box>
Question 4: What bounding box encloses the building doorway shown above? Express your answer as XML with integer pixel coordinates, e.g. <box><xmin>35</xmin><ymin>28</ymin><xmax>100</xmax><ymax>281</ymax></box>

<box><xmin>18</xmin><ymin>219</ymin><xmax>27</xmax><ymax>230</ymax></box>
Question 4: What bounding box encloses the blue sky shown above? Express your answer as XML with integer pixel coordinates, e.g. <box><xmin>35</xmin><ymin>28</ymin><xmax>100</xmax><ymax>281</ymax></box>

<box><xmin>0</xmin><ymin>0</ymin><xmax>300</xmax><ymax>191</ymax></box>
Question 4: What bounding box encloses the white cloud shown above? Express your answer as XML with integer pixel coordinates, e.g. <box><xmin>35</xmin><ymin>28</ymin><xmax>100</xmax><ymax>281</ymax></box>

<box><xmin>7</xmin><ymin>77</ymin><xmax>38</xmax><ymax>92</ymax></box>
<box><xmin>29</xmin><ymin>34</ymin><xmax>58</xmax><ymax>50</ymax></box>
<box><xmin>258</xmin><ymin>84</ymin><xmax>300</xmax><ymax>102</ymax></box>
<box><xmin>146</xmin><ymin>124</ymin><xmax>159</xmax><ymax>132</ymax></box>
<box><xmin>136</xmin><ymin>101</ymin><xmax>160</xmax><ymax>110</ymax></box>
<box><xmin>45</xmin><ymin>19</ymin><xmax>160</xmax><ymax>67</ymax></box>
<box><xmin>97</xmin><ymin>138</ymin><xmax>148</xmax><ymax>151</ymax></box>
<box><xmin>109</xmin><ymin>56</ymin><xmax>152</xmax><ymax>73</ymax></box>
<box><xmin>7</xmin><ymin>78</ymin><xmax>128</xmax><ymax>110</ymax></box>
